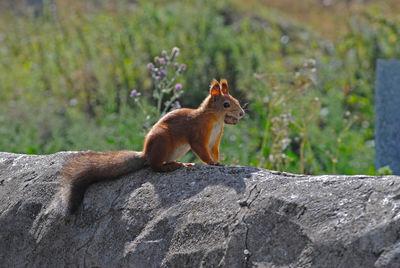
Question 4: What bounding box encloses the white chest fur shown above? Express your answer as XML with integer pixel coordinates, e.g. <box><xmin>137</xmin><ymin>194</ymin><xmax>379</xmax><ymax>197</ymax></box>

<box><xmin>167</xmin><ymin>143</ymin><xmax>190</xmax><ymax>162</ymax></box>
<box><xmin>208</xmin><ymin>121</ymin><xmax>223</xmax><ymax>150</ymax></box>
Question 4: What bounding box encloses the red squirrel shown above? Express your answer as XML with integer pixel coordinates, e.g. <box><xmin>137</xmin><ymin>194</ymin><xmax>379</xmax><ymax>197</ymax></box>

<box><xmin>61</xmin><ymin>78</ymin><xmax>244</xmax><ymax>213</ymax></box>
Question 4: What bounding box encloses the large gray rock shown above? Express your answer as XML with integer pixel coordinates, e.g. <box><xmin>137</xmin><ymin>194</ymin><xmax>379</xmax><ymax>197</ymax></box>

<box><xmin>1</xmin><ymin>152</ymin><xmax>400</xmax><ymax>267</ymax></box>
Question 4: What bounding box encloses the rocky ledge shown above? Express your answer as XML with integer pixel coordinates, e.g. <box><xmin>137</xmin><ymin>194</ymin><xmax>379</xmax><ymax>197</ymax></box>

<box><xmin>0</xmin><ymin>152</ymin><xmax>400</xmax><ymax>267</ymax></box>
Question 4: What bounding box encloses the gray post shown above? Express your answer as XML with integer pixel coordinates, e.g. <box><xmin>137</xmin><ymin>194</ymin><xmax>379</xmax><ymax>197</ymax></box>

<box><xmin>375</xmin><ymin>59</ymin><xmax>400</xmax><ymax>175</ymax></box>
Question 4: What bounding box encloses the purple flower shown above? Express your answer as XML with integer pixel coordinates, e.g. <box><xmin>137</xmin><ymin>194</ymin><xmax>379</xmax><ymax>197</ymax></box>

<box><xmin>174</xmin><ymin>83</ymin><xmax>183</xmax><ymax>92</ymax></box>
<box><xmin>172</xmin><ymin>100</ymin><xmax>181</xmax><ymax>109</ymax></box>
<box><xmin>173</xmin><ymin>62</ymin><xmax>179</xmax><ymax>69</ymax></box>
<box><xmin>178</xmin><ymin>63</ymin><xmax>186</xmax><ymax>73</ymax></box>
<box><xmin>130</xmin><ymin>89</ymin><xmax>138</xmax><ymax>97</ymax></box>
<box><xmin>162</xmin><ymin>50</ymin><xmax>167</xmax><ymax>57</ymax></box>
<box><xmin>158</xmin><ymin>70</ymin><xmax>166</xmax><ymax>76</ymax></box>
<box><xmin>147</xmin><ymin>62</ymin><xmax>154</xmax><ymax>70</ymax></box>
<box><xmin>159</xmin><ymin>58</ymin><xmax>165</xmax><ymax>65</ymax></box>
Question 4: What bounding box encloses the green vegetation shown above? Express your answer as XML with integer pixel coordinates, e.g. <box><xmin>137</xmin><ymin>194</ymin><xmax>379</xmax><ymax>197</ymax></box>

<box><xmin>0</xmin><ymin>0</ymin><xmax>398</xmax><ymax>174</ymax></box>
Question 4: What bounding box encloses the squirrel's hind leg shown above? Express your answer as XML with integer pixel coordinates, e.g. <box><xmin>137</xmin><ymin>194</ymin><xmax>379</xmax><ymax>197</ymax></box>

<box><xmin>149</xmin><ymin>159</ymin><xmax>183</xmax><ymax>172</ymax></box>
<box><xmin>162</xmin><ymin>161</ymin><xmax>184</xmax><ymax>171</ymax></box>
<box><xmin>145</xmin><ymin>136</ymin><xmax>183</xmax><ymax>172</ymax></box>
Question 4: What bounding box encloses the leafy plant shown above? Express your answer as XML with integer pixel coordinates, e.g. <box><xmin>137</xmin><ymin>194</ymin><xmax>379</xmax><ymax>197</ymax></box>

<box><xmin>131</xmin><ymin>47</ymin><xmax>186</xmax><ymax>119</ymax></box>
<box><xmin>377</xmin><ymin>166</ymin><xmax>393</xmax><ymax>176</ymax></box>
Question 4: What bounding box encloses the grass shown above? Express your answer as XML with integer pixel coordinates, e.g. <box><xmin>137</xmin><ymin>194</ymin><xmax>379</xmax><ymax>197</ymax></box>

<box><xmin>252</xmin><ymin>0</ymin><xmax>400</xmax><ymax>39</ymax></box>
<box><xmin>0</xmin><ymin>0</ymin><xmax>397</xmax><ymax>175</ymax></box>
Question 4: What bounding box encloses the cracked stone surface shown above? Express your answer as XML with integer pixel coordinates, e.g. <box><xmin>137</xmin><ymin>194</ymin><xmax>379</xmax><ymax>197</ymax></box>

<box><xmin>1</xmin><ymin>152</ymin><xmax>400</xmax><ymax>267</ymax></box>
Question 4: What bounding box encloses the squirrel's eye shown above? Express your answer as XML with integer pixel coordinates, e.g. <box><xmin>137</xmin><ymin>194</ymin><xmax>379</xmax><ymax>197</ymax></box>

<box><xmin>223</xmin><ymin>102</ymin><xmax>230</xmax><ymax>108</ymax></box>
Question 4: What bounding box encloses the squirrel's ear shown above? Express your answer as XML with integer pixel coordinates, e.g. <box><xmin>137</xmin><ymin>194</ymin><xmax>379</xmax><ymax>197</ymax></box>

<box><xmin>210</xmin><ymin>79</ymin><xmax>221</xmax><ymax>97</ymax></box>
<box><xmin>220</xmin><ymin>79</ymin><xmax>229</xmax><ymax>94</ymax></box>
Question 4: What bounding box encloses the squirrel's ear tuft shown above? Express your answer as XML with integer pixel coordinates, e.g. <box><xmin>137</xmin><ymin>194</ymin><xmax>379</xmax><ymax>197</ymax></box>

<box><xmin>210</xmin><ymin>79</ymin><xmax>221</xmax><ymax>97</ymax></box>
<box><xmin>220</xmin><ymin>79</ymin><xmax>229</xmax><ymax>94</ymax></box>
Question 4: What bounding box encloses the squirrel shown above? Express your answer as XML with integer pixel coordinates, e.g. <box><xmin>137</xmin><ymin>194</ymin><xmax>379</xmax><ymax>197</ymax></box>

<box><xmin>61</xmin><ymin>78</ymin><xmax>245</xmax><ymax>214</ymax></box>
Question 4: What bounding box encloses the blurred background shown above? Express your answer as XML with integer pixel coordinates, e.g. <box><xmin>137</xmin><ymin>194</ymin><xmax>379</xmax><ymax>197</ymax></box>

<box><xmin>0</xmin><ymin>0</ymin><xmax>399</xmax><ymax>175</ymax></box>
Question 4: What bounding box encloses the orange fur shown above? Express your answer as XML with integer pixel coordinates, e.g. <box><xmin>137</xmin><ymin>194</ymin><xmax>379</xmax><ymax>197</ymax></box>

<box><xmin>60</xmin><ymin>79</ymin><xmax>244</xmax><ymax>214</ymax></box>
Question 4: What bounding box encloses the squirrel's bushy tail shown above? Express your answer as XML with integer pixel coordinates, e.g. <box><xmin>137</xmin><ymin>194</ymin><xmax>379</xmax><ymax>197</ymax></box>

<box><xmin>61</xmin><ymin>150</ymin><xmax>146</xmax><ymax>214</ymax></box>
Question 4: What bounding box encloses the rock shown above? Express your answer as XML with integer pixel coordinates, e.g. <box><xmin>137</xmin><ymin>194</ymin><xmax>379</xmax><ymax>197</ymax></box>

<box><xmin>1</xmin><ymin>152</ymin><xmax>400</xmax><ymax>267</ymax></box>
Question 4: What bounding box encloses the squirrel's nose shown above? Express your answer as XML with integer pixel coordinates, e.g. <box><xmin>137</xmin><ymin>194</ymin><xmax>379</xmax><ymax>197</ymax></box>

<box><xmin>239</xmin><ymin>111</ymin><xmax>244</xmax><ymax>117</ymax></box>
